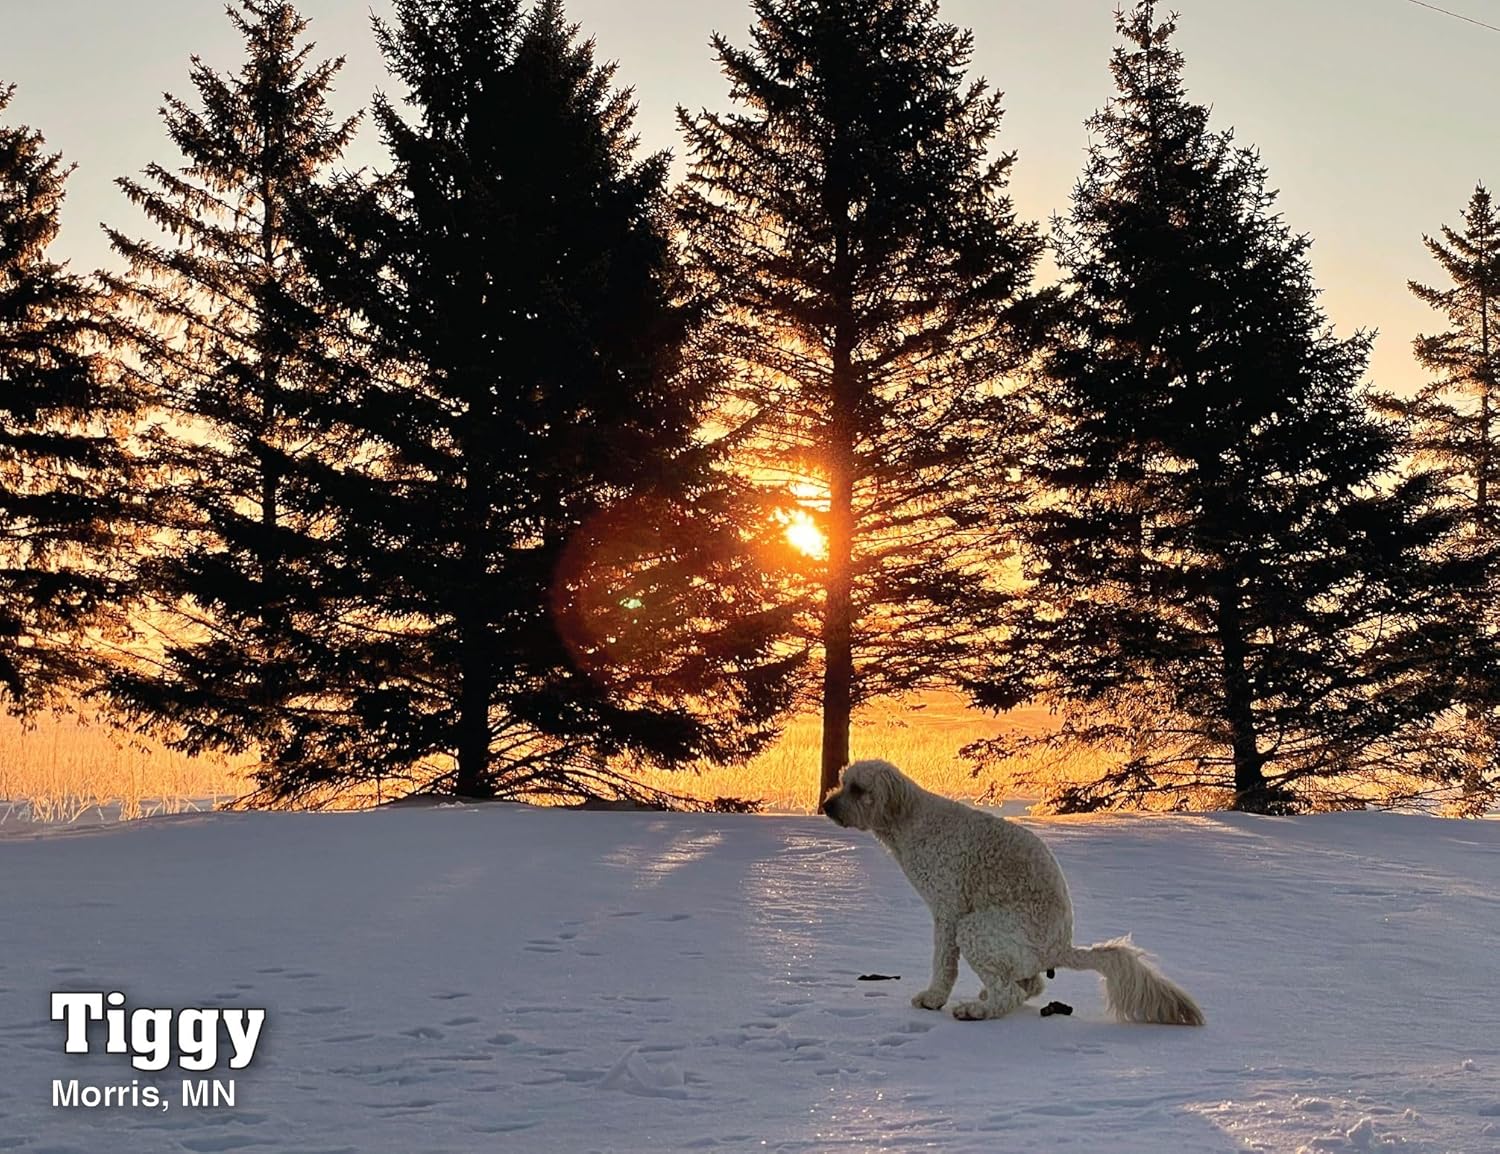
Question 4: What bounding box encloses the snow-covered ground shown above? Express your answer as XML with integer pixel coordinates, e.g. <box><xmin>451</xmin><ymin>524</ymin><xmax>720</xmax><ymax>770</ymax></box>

<box><xmin>3</xmin><ymin>802</ymin><xmax>1499</xmax><ymax>1153</ymax></box>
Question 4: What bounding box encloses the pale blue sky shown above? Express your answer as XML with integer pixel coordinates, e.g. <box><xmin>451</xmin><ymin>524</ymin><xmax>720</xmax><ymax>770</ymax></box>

<box><xmin>2</xmin><ymin>0</ymin><xmax>1495</xmax><ymax>390</ymax></box>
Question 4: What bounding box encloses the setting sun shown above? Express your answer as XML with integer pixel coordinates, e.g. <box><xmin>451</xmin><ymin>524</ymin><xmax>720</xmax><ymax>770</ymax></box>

<box><xmin>782</xmin><ymin>510</ymin><xmax>827</xmax><ymax>559</ymax></box>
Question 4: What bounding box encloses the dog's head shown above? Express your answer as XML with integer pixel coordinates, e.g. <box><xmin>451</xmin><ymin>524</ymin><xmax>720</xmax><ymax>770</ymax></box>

<box><xmin>823</xmin><ymin>759</ymin><xmax>915</xmax><ymax>834</ymax></box>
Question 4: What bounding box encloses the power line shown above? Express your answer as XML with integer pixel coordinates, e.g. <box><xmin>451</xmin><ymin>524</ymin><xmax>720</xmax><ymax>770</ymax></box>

<box><xmin>1403</xmin><ymin>0</ymin><xmax>1500</xmax><ymax>34</ymax></box>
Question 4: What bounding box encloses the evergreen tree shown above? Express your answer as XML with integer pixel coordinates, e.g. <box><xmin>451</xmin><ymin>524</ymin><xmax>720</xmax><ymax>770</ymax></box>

<box><xmin>0</xmin><ymin>84</ymin><xmax>135</xmax><ymax>708</ymax></box>
<box><xmin>975</xmin><ymin>3</ymin><xmax>1483</xmax><ymax>813</ymax></box>
<box><xmin>101</xmin><ymin>2</ymin><xmax>362</xmax><ymax>771</ymax></box>
<box><xmin>1397</xmin><ymin>185</ymin><xmax>1500</xmax><ymax>534</ymax></box>
<box><xmin>1376</xmin><ymin>186</ymin><xmax>1500</xmax><ymax>810</ymax></box>
<box><xmin>678</xmin><ymin>0</ymin><xmax>1041</xmax><ymax>805</ymax></box>
<box><xmin>302</xmin><ymin>0</ymin><xmax>800</xmax><ymax>802</ymax></box>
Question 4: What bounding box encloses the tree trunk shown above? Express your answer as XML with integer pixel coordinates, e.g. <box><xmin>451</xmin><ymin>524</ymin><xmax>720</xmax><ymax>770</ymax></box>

<box><xmin>258</xmin><ymin>429</ymin><xmax>283</xmax><ymax>715</ymax></box>
<box><xmin>1478</xmin><ymin>272</ymin><xmax>1492</xmax><ymax>530</ymax></box>
<box><xmin>819</xmin><ymin>450</ymin><xmax>854</xmax><ymax>808</ymax></box>
<box><xmin>454</xmin><ymin>431</ymin><xmax>494</xmax><ymax>798</ymax></box>
<box><xmin>1216</xmin><ymin>584</ymin><xmax>1268</xmax><ymax>810</ymax></box>
<box><xmin>454</xmin><ymin>614</ymin><xmax>493</xmax><ymax>798</ymax></box>
<box><xmin>257</xmin><ymin>165</ymin><xmax>284</xmax><ymax>712</ymax></box>
<box><xmin>818</xmin><ymin>188</ymin><xmax>856</xmax><ymax>811</ymax></box>
<box><xmin>1463</xmin><ymin>268</ymin><xmax>1493</xmax><ymax>804</ymax></box>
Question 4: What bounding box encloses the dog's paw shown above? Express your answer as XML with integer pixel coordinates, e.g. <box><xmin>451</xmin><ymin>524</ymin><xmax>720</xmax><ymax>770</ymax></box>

<box><xmin>911</xmin><ymin>989</ymin><xmax>948</xmax><ymax>1011</ymax></box>
<box><xmin>951</xmin><ymin>999</ymin><xmax>992</xmax><ymax>1021</ymax></box>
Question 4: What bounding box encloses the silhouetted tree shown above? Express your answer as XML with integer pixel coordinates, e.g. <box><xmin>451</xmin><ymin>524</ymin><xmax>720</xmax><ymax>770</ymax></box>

<box><xmin>1398</xmin><ymin>185</ymin><xmax>1500</xmax><ymax>534</ymax></box>
<box><xmin>101</xmin><ymin>2</ymin><xmax>363</xmax><ymax>773</ymax></box>
<box><xmin>300</xmin><ymin>0</ymin><xmax>800</xmax><ymax>802</ymax></box>
<box><xmin>678</xmin><ymin>0</ymin><xmax>1041</xmax><ymax>806</ymax></box>
<box><xmin>973</xmin><ymin>3</ymin><xmax>1485</xmax><ymax>813</ymax></box>
<box><xmin>1375</xmin><ymin>185</ymin><xmax>1500</xmax><ymax>811</ymax></box>
<box><xmin>0</xmin><ymin>83</ymin><xmax>135</xmax><ymax>710</ymax></box>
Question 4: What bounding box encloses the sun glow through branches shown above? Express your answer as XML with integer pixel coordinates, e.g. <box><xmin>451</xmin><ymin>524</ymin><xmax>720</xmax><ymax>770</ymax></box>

<box><xmin>782</xmin><ymin>510</ymin><xmax>827</xmax><ymax>559</ymax></box>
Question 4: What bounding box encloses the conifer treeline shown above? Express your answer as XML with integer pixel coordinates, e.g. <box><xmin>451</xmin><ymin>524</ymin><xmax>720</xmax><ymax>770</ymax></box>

<box><xmin>0</xmin><ymin>0</ymin><xmax>1494</xmax><ymax>813</ymax></box>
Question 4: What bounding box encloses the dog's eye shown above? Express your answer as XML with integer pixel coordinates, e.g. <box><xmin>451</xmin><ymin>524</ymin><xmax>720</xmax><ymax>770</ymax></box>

<box><xmin>846</xmin><ymin>783</ymin><xmax>864</xmax><ymax>797</ymax></box>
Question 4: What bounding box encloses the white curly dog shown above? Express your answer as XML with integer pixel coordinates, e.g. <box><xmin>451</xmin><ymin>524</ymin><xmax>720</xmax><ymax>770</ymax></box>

<box><xmin>824</xmin><ymin>759</ymin><xmax>1204</xmax><ymax>1025</ymax></box>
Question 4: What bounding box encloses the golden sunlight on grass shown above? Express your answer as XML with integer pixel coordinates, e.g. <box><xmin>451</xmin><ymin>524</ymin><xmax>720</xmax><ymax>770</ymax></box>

<box><xmin>0</xmin><ymin>694</ymin><xmax>1066</xmax><ymax>821</ymax></box>
<box><xmin>636</xmin><ymin>692</ymin><xmax>1062</xmax><ymax>812</ymax></box>
<box><xmin>0</xmin><ymin>711</ymin><xmax>250</xmax><ymax>824</ymax></box>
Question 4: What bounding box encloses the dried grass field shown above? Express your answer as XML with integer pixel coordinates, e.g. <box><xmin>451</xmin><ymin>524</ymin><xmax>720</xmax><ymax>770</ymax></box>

<box><xmin>0</xmin><ymin>694</ymin><xmax>1061</xmax><ymax>823</ymax></box>
<box><xmin>0</xmin><ymin>711</ymin><xmax>247</xmax><ymax>824</ymax></box>
<box><xmin>635</xmin><ymin>694</ymin><xmax>1058</xmax><ymax>811</ymax></box>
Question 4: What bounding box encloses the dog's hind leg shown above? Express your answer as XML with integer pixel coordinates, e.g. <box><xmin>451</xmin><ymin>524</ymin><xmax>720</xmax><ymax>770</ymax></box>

<box><xmin>951</xmin><ymin>910</ymin><xmax>1042</xmax><ymax>1021</ymax></box>
<box><xmin>977</xmin><ymin>973</ymin><xmax>1045</xmax><ymax>1003</ymax></box>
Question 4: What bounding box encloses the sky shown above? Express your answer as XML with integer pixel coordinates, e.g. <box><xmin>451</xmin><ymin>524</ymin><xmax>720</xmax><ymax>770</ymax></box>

<box><xmin>1</xmin><ymin>0</ymin><xmax>1496</xmax><ymax>392</ymax></box>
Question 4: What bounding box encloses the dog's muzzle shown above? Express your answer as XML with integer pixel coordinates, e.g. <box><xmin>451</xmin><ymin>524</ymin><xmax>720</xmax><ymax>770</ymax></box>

<box><xmin>824</xmin><ymin>794</ymin><xmax>847</xmax><ymax>826</ymax></box>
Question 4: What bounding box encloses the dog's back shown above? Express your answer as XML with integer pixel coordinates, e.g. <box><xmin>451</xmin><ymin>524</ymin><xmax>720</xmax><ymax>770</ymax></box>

<box><xmin>883</xmin><ymin>780</ymin><xmax>1076</xmax><ymax>954</ymax></box>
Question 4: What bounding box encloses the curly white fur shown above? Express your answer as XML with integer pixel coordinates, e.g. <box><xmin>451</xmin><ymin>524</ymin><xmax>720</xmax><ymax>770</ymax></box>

<box><xmin>824</xmin><ymin>759</ymin><xmax>1204</xmax><ymax>1026</ymax></box>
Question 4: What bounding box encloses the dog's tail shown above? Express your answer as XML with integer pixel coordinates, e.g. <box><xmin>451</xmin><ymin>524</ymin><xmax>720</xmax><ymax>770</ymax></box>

<box><xmin>1055</xmin><ymin>936</ymin><xmax>1204</xmax><ymax>1026</ymax></box>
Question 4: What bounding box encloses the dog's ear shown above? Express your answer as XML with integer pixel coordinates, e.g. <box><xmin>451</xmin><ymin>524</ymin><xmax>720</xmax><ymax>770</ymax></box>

<box><xmin>872</xmin><ymin>762</ymin><xmax>913</xmax><ymax>830</ymax></box>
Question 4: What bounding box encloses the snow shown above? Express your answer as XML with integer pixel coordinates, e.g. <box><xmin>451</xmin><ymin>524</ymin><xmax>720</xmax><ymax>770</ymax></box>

<box><xmin>3</xmin><ymin>803</ymin><xmax>1499</xmax><ymax>1152</ymax></box>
